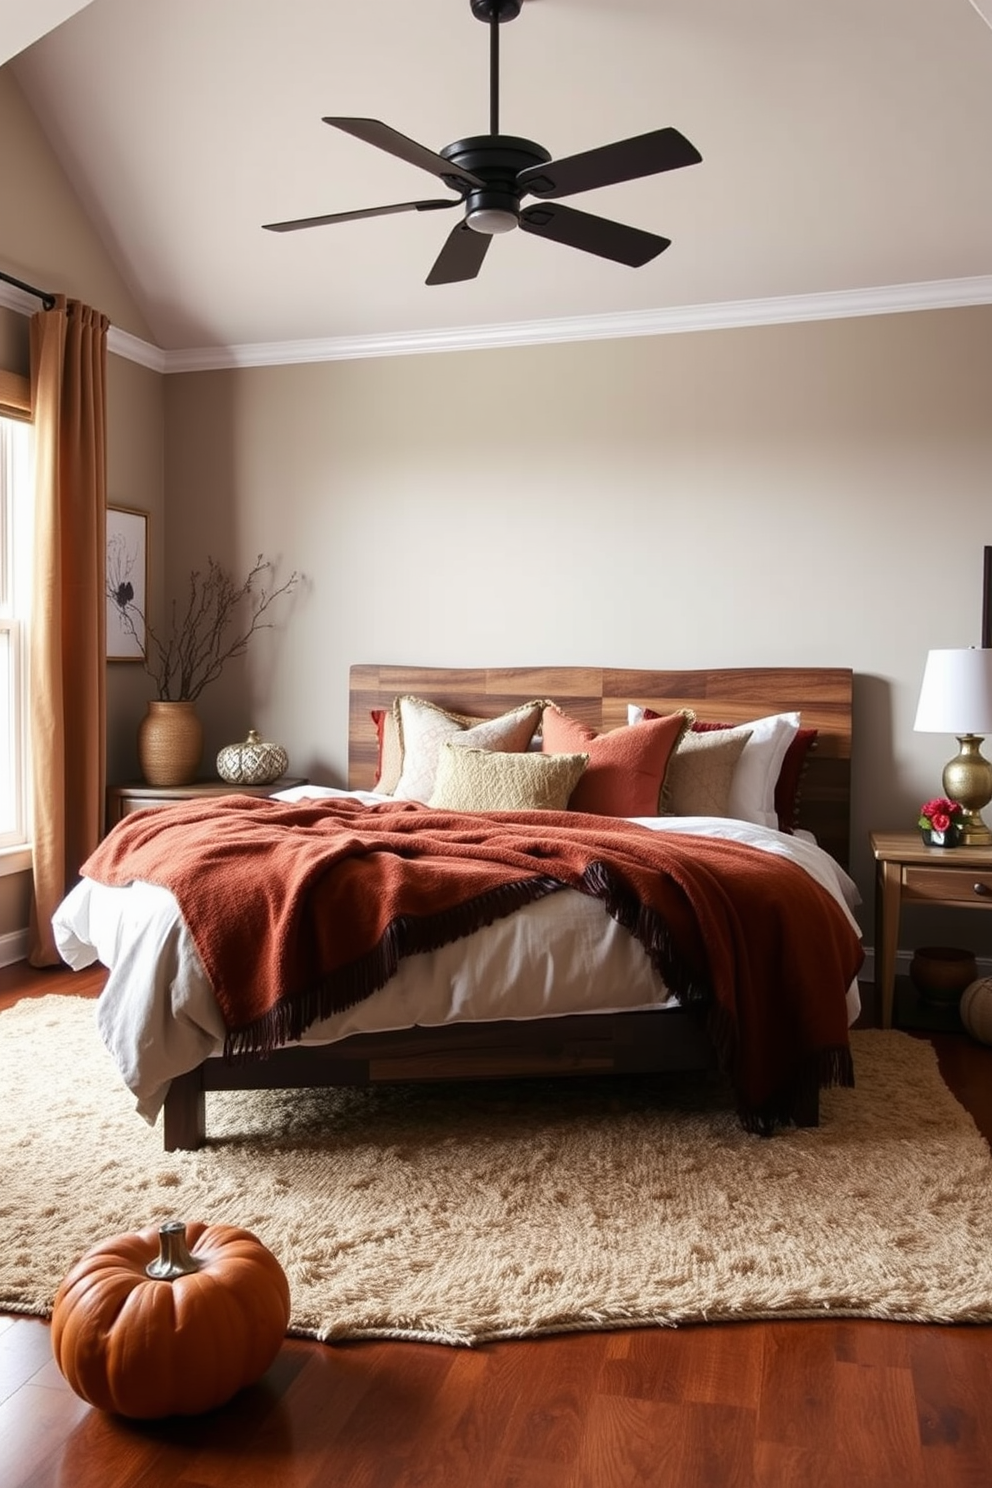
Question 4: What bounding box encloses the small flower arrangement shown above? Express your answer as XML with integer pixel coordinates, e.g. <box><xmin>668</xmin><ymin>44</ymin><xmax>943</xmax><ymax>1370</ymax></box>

<box><xmin>917</xmin><ymin>797</ymin><xmax>964</xmax><ymax>835</ymax></box>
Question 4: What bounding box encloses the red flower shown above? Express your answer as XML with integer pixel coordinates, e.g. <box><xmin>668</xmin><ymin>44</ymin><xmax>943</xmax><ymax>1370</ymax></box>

<box><xmin>918</xmin><ymin>796</ymin><xmax>964</xmax><ymax>831</ymax></box>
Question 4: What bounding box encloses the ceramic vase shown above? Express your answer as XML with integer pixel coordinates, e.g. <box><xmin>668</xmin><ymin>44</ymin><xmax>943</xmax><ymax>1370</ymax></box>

<box><xmin>137</xmin><ymin>700</ymin><xmax>203</xmax><ymax>787</ymax></box>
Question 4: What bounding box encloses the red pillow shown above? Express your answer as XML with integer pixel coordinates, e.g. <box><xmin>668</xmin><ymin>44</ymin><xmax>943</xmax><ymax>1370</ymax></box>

<box><xmin>772</xmin><ymin>729</ymin><xmax>818</xmax><ymax>831</ymax></box>
<box><xmin>370</xmin><ymin>708</ymin><xmax>387</xmax><ymax>783</ymax></box>
<box><xmin>643</xmin><ymin>709</ymin><xmax>818</xmax><ymax>832</ymax></box>
<box><xmin>540</xmin><ymin>705</ymin><xmax>689</xmax><ymax>817</ymax></box>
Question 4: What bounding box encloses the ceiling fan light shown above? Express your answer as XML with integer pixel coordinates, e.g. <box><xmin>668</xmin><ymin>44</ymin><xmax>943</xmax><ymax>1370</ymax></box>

<box><xmin>465</xmin><ymin>206</ymin><xmax>517</xmax><ymax>235</ymax></box>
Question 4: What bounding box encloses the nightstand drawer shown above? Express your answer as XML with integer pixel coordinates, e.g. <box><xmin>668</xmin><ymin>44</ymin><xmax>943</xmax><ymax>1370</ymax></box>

<box><xmin>902</xmin><ymin>866</ymin><xmax>992</xmax><ymax>905</ymax></box>
<box><xmin>106</xmin><ymin>778</ymin><xmax>308</xmax><ymax>830</ymax></box>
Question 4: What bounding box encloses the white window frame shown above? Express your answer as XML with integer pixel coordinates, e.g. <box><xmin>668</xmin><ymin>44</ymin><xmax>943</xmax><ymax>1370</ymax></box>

<box><xmin>0</xmin><ymin>413</ymin><xmax>33</xmax><ymax>863</ymax></box>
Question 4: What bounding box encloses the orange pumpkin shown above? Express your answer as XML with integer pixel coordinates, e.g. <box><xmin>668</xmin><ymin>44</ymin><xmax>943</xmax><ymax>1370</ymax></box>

<box><xmin>51</xmin><ymin>1220</ymin><xmax>291</xmax><ymax>1418</ymax></box>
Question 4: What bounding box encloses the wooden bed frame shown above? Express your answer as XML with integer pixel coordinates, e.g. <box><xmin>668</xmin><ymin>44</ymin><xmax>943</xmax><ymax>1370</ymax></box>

<box><xmin>162</xmin><ymin>663</ymin><xmax>853</xmax><ymax>1150</ymax></box>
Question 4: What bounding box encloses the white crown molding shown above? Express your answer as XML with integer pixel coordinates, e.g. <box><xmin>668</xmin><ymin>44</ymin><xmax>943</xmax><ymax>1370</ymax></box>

<box><xmin>107</xmin><ymin>325</ymin><xmax>167</xmax><ymax>372</ymax></box>
<box><xmin>5</xmin><ymin>275</ymin><xmax>992</xmax><ymax>374</ymax></box>
<box><xmin>0</xmin><ymin>280</ymin><xmax>169</xmax><ymax>370</ymax></box>
<box><xmin>160</xmin><ymin>276</ymin><xmax>992</xmax><ymax>373</ymax></box>
<box><xmin>968</xmin><ymin>0</ymin><xmax>992</xmax><ymax>34</ymax></box>
<box><xmin>0</xmin><ymin>280</ymin><xmax>42</xmax><ymax>317</ymax></box>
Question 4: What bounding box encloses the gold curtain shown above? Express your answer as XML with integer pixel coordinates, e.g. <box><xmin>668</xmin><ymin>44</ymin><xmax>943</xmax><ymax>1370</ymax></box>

<box><xmin>28</xmin><ymin>297</ymin><xmax>109</xmax><ymax>966</ymax></box>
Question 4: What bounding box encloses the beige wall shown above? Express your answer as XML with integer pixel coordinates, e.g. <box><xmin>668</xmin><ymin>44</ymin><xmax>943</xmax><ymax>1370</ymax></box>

<box><xmin>164</xmin><ymin>304</ymin><xmax>992</xmax><ymax>951</ymax></box>
<box><xmin>0</xmin><ymin>305</ymin><xmax>29</xmax><ymax>373</ymax></box>
<box><xmin>0</xmin><ymin>63</ymin><xmax>165</xmax><ymax>951</ymax></box>
<box><xmin>0</xmin><ymin>869</ymin><xmax>31</xmax><ymax>948</ymax></box>
<box><xmin>0</xmin><ymin>67</ymin><xmax>153</xmax><ymax>340</ymax></box>
<box><xmin>4</xmin><ymin>48</ymin><xmax>991</xmax><ymax>964</ymax></box>
<box><xmin>105</xmin><ymin>354</ymin><xmax>165</xmax><ymax>784</ymax></box>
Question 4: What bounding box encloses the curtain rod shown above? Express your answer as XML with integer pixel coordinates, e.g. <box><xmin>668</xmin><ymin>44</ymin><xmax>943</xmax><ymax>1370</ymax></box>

<box><xmin>0</xmin><ymin>269</ymin><xmax>56</xmax><ymax>311</ymax></box>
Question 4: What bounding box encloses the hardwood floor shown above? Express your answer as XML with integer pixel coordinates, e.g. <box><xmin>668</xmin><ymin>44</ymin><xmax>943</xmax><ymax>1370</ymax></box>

<box><xmin>3</xmin><ymin>961</ymin><xmax>992</xmax><ymax>1488</ymax></box>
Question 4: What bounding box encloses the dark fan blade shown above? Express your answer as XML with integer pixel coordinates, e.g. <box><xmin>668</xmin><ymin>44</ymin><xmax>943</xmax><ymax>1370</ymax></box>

<box><xmin>519</xmin><ymin>203</ymin><xmax>669</xmax><ymax>267</ymax></box>
<box><xmin>323</xmin><ymin>117</ymin><xmax>484</xmax><ymax>190</ymax></box>
<box><xmin>517</xmin><ymin>127</ymin><xmax>701</xmax><ymax>201</ymax></box>
<box><xmin>263</xmin><ymin>198</ymin><xmax>459</xmax><ymax>233</ymax></box>
<box><xmin>426</xmin><ymin>222</ymin><xmax>492</xmax><ymax>285</ymax></box>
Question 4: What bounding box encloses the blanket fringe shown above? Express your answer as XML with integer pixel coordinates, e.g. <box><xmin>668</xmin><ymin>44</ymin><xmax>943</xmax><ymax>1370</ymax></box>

<box><xmin>223</xmin><ymin>875</ymin><xmax>567</xmax><ymax>1061</ymax></box>
<box><xmin>221</xmin><ymin>847</ymin><xmax>855</xmax><ymax>1141</ymax></box>
<box><xmin>579</xmin><ymin>861</ymin><xmax>710</xmax><ymax>1006</ymax></box>
<box><xmin>737</xmin><ymin>1044</ymin><xmax>856</xmax><ymax>1136</ymax></box>
<box><xmin>225</xmin><ymin>859</ymin><xmax>709</xmax><ymax>1062</ymax></box>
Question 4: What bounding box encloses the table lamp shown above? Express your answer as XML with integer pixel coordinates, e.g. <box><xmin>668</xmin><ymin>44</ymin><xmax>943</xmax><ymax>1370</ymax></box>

<box><xmin>913</xmin><ymin>647</ymin><xmax>992</xmax><ymax>845</ymax></box>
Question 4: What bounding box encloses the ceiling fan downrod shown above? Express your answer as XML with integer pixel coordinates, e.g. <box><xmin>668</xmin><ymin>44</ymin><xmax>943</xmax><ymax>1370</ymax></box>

<box><xmin>470</xmin><ymin>0</ymin><xmax>522</xmax><ymax>136</ymax></box>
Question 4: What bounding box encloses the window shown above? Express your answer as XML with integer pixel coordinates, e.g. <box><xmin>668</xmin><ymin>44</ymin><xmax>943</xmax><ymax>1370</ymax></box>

<box><xmin>0</xmin><ymin>414</ymin><xmax>32</xmax><ymax>850</ymax></box>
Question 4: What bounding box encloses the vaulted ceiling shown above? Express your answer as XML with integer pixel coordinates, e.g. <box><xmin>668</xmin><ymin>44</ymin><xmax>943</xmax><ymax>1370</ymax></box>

<box><xmin>7</xmin><ymin>0</ymin><xmax>992</xmax><ymax>358</ymax></box>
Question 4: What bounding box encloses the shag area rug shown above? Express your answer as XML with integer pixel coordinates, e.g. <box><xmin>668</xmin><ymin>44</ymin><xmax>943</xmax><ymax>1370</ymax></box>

<box><xmin>3</xmin><ymin>995</ymin><xmax>992</xmax><ymax>1344</ymax></box>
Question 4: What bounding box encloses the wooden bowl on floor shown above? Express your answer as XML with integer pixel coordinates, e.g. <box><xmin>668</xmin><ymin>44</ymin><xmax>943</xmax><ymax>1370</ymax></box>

<box><xmin>909</xmin><ymin>946</ymin><xmax>977</xmax><ymax>1006</ymax></box>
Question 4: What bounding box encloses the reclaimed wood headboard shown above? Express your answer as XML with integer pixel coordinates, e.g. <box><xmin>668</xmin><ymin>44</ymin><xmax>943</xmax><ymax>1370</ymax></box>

<box><xmin>348</xmin><ymin>664</ymin><xmax>853</xmax><ymax>870</ymax></box>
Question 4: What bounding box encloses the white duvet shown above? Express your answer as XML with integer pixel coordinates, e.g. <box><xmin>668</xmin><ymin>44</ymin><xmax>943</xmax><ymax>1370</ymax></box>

<box><xmin>52</xmin><ymin>786</ymin><xmax>863</xmax><ymax>1125</ymax></box>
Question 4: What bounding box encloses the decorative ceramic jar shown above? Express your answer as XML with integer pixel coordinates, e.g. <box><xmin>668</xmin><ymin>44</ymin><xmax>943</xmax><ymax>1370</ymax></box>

<box><xmin>908</xmin><ymin>945</ymin><xmax>977</xmax><ymax>1006</ymax></box>
<box><xmin>137</xmin><ymin>701</ymin><xmax>203</xmax><ymax>787</ymax></box>
<box><xmin>216</xmin><ymin>729</ymin><xmax>288</xmax><ymax>786</ymax></box>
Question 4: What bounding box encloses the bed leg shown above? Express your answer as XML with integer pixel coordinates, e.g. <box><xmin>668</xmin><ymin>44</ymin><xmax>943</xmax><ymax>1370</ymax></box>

<box><xmin>163</xmin><ymin>1067</ymin><xmax>206</xmax><ymax>1151</ymax></box>
<box><xmin>793</xmin><ymin>1068</ymin><xmax>820</xmax><ymax>1128</ymax></box>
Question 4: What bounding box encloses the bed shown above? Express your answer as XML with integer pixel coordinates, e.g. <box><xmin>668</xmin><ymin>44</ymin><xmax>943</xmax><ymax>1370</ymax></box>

<box><xmin>53</xmin><ymin>663</ymin><xmax>862</xmax><ymax>1150</ymax></box>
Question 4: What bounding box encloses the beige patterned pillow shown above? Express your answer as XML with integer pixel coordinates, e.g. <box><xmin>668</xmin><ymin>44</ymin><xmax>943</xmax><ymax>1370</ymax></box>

<box><xmin>374</xmin><ymin>702</ymin><xmax>483</xmax><ymax>794</ymax></box>
<box><xmin>429</xmin><ymin>745</ymin><xmax>589</xmax><ymax>812</ymax></box>
<box><xmin>374</xmin><ymin>709</ymin><xmax>405</xmax><ymax>794</ymax></box>
<box><xmin>664</xmin><ymin>727</ymin><xmax>753</xmax><ymax>818</ymax></box>
<box><xmin>392</xmin><ymin>696</ymin><xmax>544</xmax><ymax>803</ymax></box>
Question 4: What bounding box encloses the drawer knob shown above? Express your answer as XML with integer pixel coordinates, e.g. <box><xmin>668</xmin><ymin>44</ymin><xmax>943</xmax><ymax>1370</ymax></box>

<box><xmin>974</xmin><ymin>882</ymin><xmax>992</xmax><ymax>897</ymax></box>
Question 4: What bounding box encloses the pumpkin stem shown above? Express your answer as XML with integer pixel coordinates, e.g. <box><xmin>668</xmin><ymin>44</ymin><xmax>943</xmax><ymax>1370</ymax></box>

<box><xmin>145</xmin><ymin>1221</ymin><xmax>203</xmax><ymax>1280</ymax></box>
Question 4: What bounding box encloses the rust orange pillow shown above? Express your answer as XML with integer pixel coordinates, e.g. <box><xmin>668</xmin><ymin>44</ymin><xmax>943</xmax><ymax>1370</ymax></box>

<box><xmin>540</xmin><ymin>704</ymin><xmax>691</xmax><ymax>817</ymax></box>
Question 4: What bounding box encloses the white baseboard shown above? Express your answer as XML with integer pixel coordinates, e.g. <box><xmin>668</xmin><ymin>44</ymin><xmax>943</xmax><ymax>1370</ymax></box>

<box><xmin>860</xmin><ymin>947</ymin><xmax>992</xmax><ymax>983</ymax></box>
<box><xmin>0</xmin><ymin>928</ymin><xmax>29</xmax><ymax>968</ymax></box>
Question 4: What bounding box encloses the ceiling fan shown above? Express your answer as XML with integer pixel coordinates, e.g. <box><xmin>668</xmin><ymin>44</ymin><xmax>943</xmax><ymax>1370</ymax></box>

<box><xmin>262</xmin><ymin>0</ymin><xmax>702</xmax><ymax>285</ymax></box>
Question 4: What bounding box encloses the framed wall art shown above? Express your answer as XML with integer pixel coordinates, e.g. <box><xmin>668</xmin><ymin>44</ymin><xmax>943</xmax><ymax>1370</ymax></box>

<box><xmin>984</xmin><ymin>546</ymin><xmax>992</xmax><ymax>649</ymax></box>
<box><xmin>106</xmin><ymin>505</ymin><xmax>148</xmax><ymax>661</ymax></box>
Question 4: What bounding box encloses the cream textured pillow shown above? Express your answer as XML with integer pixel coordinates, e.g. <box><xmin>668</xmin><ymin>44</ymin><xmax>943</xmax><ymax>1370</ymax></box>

<box><xmin>373</xmin><ymin>702</ymin><xmax>486</xmax><ymax>794</ymax></box>
<box><xmin>392</xmin><ymin>696</ymin><xmax>545</xmax><ymax>803</ymax></box>
<box><xmin>429</xmin><ymin>744</ymin><xmax>589</xmax><ymax>812</ymax></box>
<box><xmin>374</xmin><ymin>709</ymin><xmax>405</xmax><ymax>794</ymax></box>
<box><xmin>664</xmin><ymin>728</ymin><xmax>753</xmax><ymax>818</ymax></box>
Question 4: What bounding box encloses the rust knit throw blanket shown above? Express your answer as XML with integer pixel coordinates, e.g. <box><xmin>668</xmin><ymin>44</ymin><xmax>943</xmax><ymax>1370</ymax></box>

<box><xmin>81</xmin><ymin>795</ymin><xmax>863</xmax><ymax>1130</ymax></box>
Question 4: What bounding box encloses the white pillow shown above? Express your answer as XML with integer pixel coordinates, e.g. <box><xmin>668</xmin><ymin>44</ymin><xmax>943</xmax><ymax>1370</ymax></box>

<box><xmin>627</xmin><ymin>704</ymin><xmax>799</xmax><ymax>829</ymax></box>
<box><xmin>723</xmin><ymin>712</ymin><xmax>799</xmax><ymax>827</ymax></box>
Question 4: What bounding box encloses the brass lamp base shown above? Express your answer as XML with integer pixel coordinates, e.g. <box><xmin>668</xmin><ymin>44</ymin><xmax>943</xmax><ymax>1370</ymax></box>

<box><xmin>943</xmin><ymin>734</ymin><xmax>992</xmax><ymax>846</ymax></box>
<box><xmin>955</xmin><ymin>815</ymin><xmax>992</xmax><ymax>847</ymax></box>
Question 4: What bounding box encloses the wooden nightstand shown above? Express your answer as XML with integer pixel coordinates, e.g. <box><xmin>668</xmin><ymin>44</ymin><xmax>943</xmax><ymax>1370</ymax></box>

<box><xmin>869</xmin><ymin>830</ymin><xmax>992</xmax><ymax>1029</ymax></box>
<box><xmin>106</xmin><ymin>778</ymin><xmax>309</xmax><ymax>829</ymax></box>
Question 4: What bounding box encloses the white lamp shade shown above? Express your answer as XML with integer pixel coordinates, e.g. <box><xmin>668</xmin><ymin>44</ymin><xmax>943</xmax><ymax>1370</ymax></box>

<box><xmin>914</xmin><ymin>648</ymin><xmax>992</xmax><ymax>734</ymax></box>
